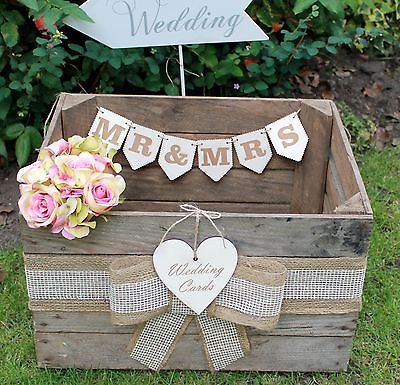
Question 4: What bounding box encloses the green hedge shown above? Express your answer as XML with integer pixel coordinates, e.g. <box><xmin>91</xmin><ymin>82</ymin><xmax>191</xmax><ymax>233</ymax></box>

<box><xmin>0</xmin><ymin>0</ymin><xmax>398</xmax><ymax>166</ymax></box>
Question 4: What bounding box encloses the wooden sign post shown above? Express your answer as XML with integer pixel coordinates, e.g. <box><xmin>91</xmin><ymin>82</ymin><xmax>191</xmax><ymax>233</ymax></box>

<box><xmin>64</xmin><ymin>0</ymin><xmax>269</xmax><ymax>96</ymax></box>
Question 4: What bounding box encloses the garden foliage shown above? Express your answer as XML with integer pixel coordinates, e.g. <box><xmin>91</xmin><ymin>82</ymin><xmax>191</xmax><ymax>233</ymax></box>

<box><xmin>0</xmin><ymin>0</ymin><xmax>399</xmax><ymax>165</ymax></box>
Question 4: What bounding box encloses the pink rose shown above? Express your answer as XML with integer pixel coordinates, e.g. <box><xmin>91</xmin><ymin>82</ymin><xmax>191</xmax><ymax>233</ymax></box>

<box><xmin>60</xmin><ymin>187</ymin><xmax>84</xmax><ymax>199</ymax></box>
<box><xmin>18</xmin><ymin>184</ymin><xmax>60</xmax><ymax>229</ymax></box>
<box><xmin>17</xmin><ymin>161</ymin><xmax>48</xmax><ymax>184</ymax></box>
<box><xmin>84</xmin><ymin>173</ymin><xmax>125</xmax><ymax>215</ymax></box>
<box><xmin>45</xmin><ymin>138</ymin><xmax>71</xmax><ymax>156</ymax></box>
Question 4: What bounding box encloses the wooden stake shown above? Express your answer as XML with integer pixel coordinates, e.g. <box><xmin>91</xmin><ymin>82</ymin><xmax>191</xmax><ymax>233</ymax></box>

<box><xmin>178</xmin><ymin>45</ymin><xmax>186</xmax><ymax>96</ymax></box>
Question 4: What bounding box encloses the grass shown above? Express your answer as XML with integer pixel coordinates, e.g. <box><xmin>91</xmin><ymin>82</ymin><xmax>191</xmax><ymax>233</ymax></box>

<box><xmin>1</xmin><ymin>146</ymin><xmax>399</xmax><ymax>384</ymax></box>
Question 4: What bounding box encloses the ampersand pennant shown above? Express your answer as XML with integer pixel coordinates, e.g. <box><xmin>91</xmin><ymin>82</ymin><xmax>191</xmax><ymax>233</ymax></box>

<box><xmin>158</xmin><ymin>135</ymin><xmax>197</xmax><ymax>180</ymax></box>
<box><xmin>266</xmin><ymin>112</ymin><xmax>309</xmax><ymax>162</ymax></box>
<box><xmin>198</xmin><ymin>139</ymin><xmax>233</xmax><ymax>182</ymax></box>
<box><xmin>233</xmin><ymin>129</ymin><xmax>273</xmax><ymax>174</ymax></box>
<box><xmin>123</xmin><ymin>124</ymin><xmax>163</xmax><ymax>170</ymax></box>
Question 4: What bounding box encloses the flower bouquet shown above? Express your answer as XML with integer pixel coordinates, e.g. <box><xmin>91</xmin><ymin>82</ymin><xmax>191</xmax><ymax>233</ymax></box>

<box><xmin>17</xmin><ymin>135</ymin><xmax>126</xmax><ymax>240</ymax></box>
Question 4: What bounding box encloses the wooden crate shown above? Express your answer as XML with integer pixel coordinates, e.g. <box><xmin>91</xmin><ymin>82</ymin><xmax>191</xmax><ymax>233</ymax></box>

<box><xmin>21</xmin><ymin>94</ymin><xmax>373</xmax><ymax>372</ymax></box>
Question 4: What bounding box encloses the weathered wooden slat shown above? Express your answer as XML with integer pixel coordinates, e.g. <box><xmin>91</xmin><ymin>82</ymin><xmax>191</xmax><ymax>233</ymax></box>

<box><xmin>122</xmin><ymin>168</ymin><xmax>293</xmax><ymax>204</ymax></box>
<box><xmin>326</xmin><ymin>158</ymin><xmax>346</xmax><ymax>210</ymax></box>
<box><xmin>323</xmin><ymin>193</ymin><xmax>333</xmax><ymax>214</ymax></box>
<box><xmin>61</xmin><ymin>95</ymin><xmax>98</xmax><ymax>139</ymax></box>
<box><xmin>21</xmin><ymin>213</ymin><xmax>372</xmax><ymax>256</ymax></box>
<box><xmin>114</xmin><ymin>150</ymin><xmax>295</xmax><ymax>171</ymax></box>
<box><xmin>33</xmin><ymin>312</ymin><xmax>358</xmax><ymax>337</ymax></box>
<box><xmin>41</xmin><ymin>93</ymin><xmax>66</xmax><ymax>149</ymax></box>
<box><xmin>118</xmin><ymin>201</ymin><xmax>292</xmax><ymax>214</ymax></box>
<box><xmin>35</xmin><ymin>331</ymin><xmax>353</xmax><ymax>371</ymax></box>
<box><xmin>291</xmin><ymin>101</ymin><xmax>333</xmax><ymax>214</ymax></box>
<box><xmin>335</xmin><ymin>193</ymin><xmax>366</xmax><ymax>215</ymax></box>
<box><xmin>329</xmin><ymin>102</ymin><xmax>372</xmax><ymax>214</ymax></box>
<box><xmin>60</xmin><ymin>94</ymin><xmax>303</xmax><ymax>138</ymax></box>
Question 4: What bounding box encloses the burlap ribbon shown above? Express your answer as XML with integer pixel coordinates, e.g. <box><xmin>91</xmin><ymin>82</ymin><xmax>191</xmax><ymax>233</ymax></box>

<box><xmin>109</xmin><ymin>256</ymin><xmax>287</xmax><ymax>371</ymax></box>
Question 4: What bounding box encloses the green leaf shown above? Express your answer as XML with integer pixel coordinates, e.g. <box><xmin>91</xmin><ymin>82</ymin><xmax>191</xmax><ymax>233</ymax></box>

<box><xmin>293</xmin><ymin>0</ymin><xmax>318</xmax><ymax>14</ymax></box>
<box><xmin>0</xmin><ymin>87</ymin><xmax>11</xmax><ymax>100</ymax></box>
<box><xmin>1</xmin><ymin>22</ymin><xmax>19</xmax><ymax>48</ymax></box>
<box><xmin>43</xmin><ymin>8</ymin><xmax>63</xmax><ymax>28</ymax></box>
<box><xmin>164</xmin><ymin>83</ymin><xmax>179</xmax><ymax>96</ymax></box>
<box><xmin>9</xmin><ymin>80</ymin><xmax>22</xmax><ymax>90</ymax></box>
<box><xmin>0</xmin><ymin>138</ymin><xmax>7</xmax><ymax>161</ymax></box>
<box><xmin>255</xmin><ymin>81</ymin><xmax>268</xmax><ymax>91</ymax></box>
<box><xmin>26</xmin><ymin>126</ymin><xmax>43</xmax><ymax>149</ymax></box>
<box><xmin>68</xmin><ymin>43</ymin><xmax>84</xmax><ymax>54</ymax></box>
<box><xmin>243</xmin><ymin>84</ymin><xmax>256</xmax><ymax>94</ymax></box>
<box><xmin>62</xmin><ymin>4</ymin><xmax>94</xmax><ymax>23</ymax></box>
<box><xmin>319</xmin><ymin>0</ymin><xmax>345</xmax><ymax>18</ymax></box>
<box><xmin>5</xmin><ymin>123</ymin><xmax>24</xmax><ymax>140</ymax></box>
<box><xmin>145</xmin><ymin>58</ymin><xmax>160</xmax><ymax>75</ymax></box>
<box><xmin>15</xmin><ymin>132</ymin><xmax>31</xmax><ymax>167</ymax></box>
<box><xmin>41</xmin><ymin>73</ymin><xmax>61</xmax><ymax>89</ymax></box>
<box><xmin>0</xmin><ymin>96</ymin><xmax>12</xmax><ymax>120</ymax></box>
<box><xmin>17</xmin><ymin>0</ymin><xmax>39</xmax><ymax>11</ymax></box>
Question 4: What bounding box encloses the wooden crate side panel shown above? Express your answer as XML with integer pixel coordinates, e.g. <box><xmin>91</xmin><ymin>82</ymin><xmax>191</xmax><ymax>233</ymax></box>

<box><xmin>329</xmin><ymin>102</ymin><xmax>372</xmax><ymax>215</ymax></box>
<box><xmin>33</xmin><ymin>312</ymin><xmax>358</xmax><ymax>337</ymax></box>
<box><xmin>122</xmin><ymin>168</ymin><xmax>293</xmax><ymax>204</ymax></box>
<box><xmin>21</xmin><ymin>214</ymin><xmax>372</xmax><ymax>257</ymax></box>
<box><xmin>325</xmin><ymin>158</ymin><xmax>346</xmax><ymax>212</ymax></box>
<box><xmin>60</xmin><ymin>94</ymin><xmax>303</xmax><ymax>137</ymax></box>
<box><xmin>117</xmin><ymin>201</ymin><xmax>292</xmax><ymax>214</ymax></box>
<box><xmin>41</xmin><ymin>93</ymin><xmax>67</xmax><ymax>149</ymax></box>
<box><xmin>34</xmin><ymin>331</ymin><xmax>353</xmax><ymax>371</ymax></box>
<box><xmin>291</xmin><ymin>101</ymin><xmax>333</xmax><ymax>214</ymax></box>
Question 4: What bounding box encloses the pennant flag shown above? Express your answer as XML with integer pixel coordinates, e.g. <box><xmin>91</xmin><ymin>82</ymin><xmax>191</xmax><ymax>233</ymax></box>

<box><xmin>198</xmin><ymin>139</ymin><xmax>233</xmax><ymax>182</ymax></box>
<box><xmin>123</xmin><ymin>125</ymin><xmax>163</xmax><ymax>170</ymax></box>
<box><xmin>88</xmin><ymin>107</ymin><xmax>130</xmax><ymax>150</ymax></box>
<box><xmin>158</xmin><ymin>135</ymin><xmax>196</xmax><ymax>180</ymax></box>
<box><xmin>64</xmin><ymin>0</ymin><xmax>269</xmax><ymax>49</ymax></box>
<box><xmin>233</xmin><ymin>129</ymin><xmax>272</xmax><ymax>174</ymax></box>
<box><xmin>266</xmin><ymin>113</ymin><xmax>309</xmax><ymax>162</ymax></box>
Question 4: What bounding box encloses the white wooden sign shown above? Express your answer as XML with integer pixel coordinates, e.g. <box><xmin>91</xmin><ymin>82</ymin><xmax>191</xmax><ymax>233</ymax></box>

<box><xmin>64</xmin><ymin>0</ymin><xmax>269</xmax><ymax>49</ymax></box>
<box><xmin>153</xmin><ymin>237</ymin><xmax>238</xmax><ymax>314</ymax></box>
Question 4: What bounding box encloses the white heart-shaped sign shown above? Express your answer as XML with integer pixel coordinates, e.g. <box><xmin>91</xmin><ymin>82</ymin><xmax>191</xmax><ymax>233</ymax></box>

<box><xmin>153</xmin><ymin>237</ymin><xmax>238</xmax><ymax>315</ymax></box>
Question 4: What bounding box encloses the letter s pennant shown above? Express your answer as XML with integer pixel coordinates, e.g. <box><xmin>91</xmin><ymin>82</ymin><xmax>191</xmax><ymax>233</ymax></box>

<box><xmin>266</xmin><ymin>112</ymin><xmax>309</xmax><ymax>162</ymax></box>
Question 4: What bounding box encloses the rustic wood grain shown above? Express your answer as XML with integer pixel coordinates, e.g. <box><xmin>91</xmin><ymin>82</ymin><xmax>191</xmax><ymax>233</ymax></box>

<box><xmin>326</xmin><ymin>158</ymin><xmax>346</xmax><ymax>211</ymax></box>
<box><xmin>291</xmin><ymin>101</ymin><xmax>333</xmax><ymax>214</ymax></box>
<box><xmin>330</xmin><ymin>102</ymin><xmax>372</xmax><ymax>215</ymax></box>
<box><xmin>114</xmin><ymin>149</ymin><xmax>295</xmax><ymax>170</ymax></box>
<box><xmin>334</xmin><ymin>193</ymin><xmax>365</xmax><ymax>215</ymax></box>
<box><xmin>21</xmin><ymin>213</ymin><xmax>372</xmax><ymax>256</ymax></box>
<box><xmin>41</xmin><ymin>93</ymin><xmax>66</xmax><ymax>149</ymax></box>
<box><xmin>34</xmin><ymin>331</ymin><xmax>353</xmax><ymax>371</ymax></box>
<box><xmin>323</xmin><ymin>193</ymin><xmax>333</xmax><ymax>214</ymax></box>
<box><xmin>117</xmin><ymin>201</ymin><xmax>292</xmax><ymax>214</ymax></box>
<box><xmin>122</xmin><ymin>168</ymin><xmax>293</xmax><ymax>204</ymax></box>
<box><xmin>33</xmin><ymin>312</ymin><xmax>358</xmax><ymax>337</ymax></box>
<box><xmin>61</xmin><ymin>95</ymin><xmax>98</xmax><ymax>139</ymax></box>
<box><xmin>60</xmin><ymin>94</ymin><xmax>303</xmax><ymax>137</ymax></box>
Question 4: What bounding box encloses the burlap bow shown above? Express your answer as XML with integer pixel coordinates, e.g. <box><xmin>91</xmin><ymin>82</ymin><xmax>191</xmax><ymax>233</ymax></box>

<box><xmin>109</xmin><ymin>256</ymin><xmax>287</xmax><ymax>371</ymax></box>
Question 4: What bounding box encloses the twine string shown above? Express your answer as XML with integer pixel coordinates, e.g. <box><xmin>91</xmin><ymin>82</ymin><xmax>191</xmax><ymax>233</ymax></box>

<box><xmin>159</xmin><ymin>204</ymin><xmax>226</xmax><ymax>257</ymax></box>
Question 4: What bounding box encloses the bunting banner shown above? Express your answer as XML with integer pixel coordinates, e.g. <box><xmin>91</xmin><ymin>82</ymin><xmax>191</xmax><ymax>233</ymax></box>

<box><xmin>89</xmin><ymin>107</ymin><xmax>309</xmax><ymax>181</ymax></box>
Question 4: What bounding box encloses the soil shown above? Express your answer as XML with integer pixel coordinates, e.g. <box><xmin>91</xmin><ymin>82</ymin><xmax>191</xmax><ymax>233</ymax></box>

<box><xmin>0</xmin><ymin>51</ymin><xmax>398</xmax><ymax>248</ymax></box>
<box><xmin>293</xmin><ymin>51</ymin><xmax>400</xmax><ymax>148</ymax></box>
